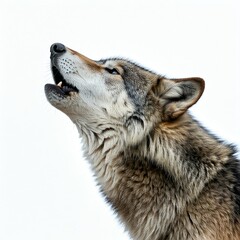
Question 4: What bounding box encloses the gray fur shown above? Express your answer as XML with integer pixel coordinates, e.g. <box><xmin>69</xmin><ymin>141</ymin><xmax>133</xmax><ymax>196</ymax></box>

<box><xmin>45</xmin><ymin>44</ymin><xmax>240</xmax><ymax>240</ymax></box>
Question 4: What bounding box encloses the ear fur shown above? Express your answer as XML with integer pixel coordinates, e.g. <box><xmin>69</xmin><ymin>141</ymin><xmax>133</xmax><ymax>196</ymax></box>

<box><xmin>159</xmin><ymin>78</ymin><xmax>205</xmax><ymax>120</ymax></box>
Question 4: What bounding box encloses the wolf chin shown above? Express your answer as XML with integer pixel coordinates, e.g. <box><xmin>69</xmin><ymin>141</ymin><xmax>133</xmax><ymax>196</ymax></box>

<box><xmin>45</xmin><ymin>43</ymin><xmax>240</xmax><ymax>240</ymax></box>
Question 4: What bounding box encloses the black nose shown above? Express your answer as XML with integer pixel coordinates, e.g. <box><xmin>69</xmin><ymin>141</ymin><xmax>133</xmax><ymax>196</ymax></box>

<box><xmin>50</xmin><ymin>43</ymin><xmax>66</xmax><ymax>54</ymax></box>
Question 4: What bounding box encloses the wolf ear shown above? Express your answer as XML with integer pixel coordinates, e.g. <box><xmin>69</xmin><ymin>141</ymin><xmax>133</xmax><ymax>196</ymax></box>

<box><xmin>159</xmin><ymin>78</ymin><xmax>205</xmax><ymax>120</ymax></box>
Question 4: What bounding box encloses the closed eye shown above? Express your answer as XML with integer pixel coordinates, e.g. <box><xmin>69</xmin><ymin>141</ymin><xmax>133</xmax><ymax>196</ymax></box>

<box><xmin>105</xmin><ymin>67</ymin><xmax>120</xmax><ymax>75</ymax></box>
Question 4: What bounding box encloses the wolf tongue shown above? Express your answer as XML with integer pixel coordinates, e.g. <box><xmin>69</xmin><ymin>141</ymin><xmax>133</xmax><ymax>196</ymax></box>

<box><xmin>56</xmin><ymin>79</ymin><xmax>79</xmax><ymax>94</ymax></box>
<box><xmin>62</xmin><ymin>85</ymin><xmax>74</xmax><ymax>93</ymax></box>
<box><xmin>56</xmin><ymin>81</ymin><xmax>74</xmax><ymax>93</ymax></box>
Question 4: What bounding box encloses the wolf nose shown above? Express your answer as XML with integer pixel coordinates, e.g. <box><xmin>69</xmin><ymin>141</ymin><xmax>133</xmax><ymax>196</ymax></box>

<box><xmin>50</xmin><ymin>43</ymin><xmax>66</xmax><ymax>54</ymax></box>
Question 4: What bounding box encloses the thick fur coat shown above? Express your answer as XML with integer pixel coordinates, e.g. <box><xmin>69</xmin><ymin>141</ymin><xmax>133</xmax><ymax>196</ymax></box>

<box><xmin>45</xmin><ymin>43</ymin><xmax>240</xmax><ymax>240</ymax></box>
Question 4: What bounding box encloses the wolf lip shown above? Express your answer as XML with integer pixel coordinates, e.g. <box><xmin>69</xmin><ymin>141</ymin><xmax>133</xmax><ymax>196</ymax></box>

<box><xmin>51</xmin><ymin>66</ymin><xmax>79</xmax><ymax>95</ymax></box>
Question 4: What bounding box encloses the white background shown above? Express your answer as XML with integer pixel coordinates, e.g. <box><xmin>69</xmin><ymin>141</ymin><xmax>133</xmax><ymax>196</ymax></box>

<box><xmin>0</xmin><ymin>0</ymin><xmax>240</xmax><ymax>239</ymax></box>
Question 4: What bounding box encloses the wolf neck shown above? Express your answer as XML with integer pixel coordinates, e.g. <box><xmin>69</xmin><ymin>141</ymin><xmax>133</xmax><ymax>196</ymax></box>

<box><xmin>74</xmin><ymin>119</ymin><xmax>124</xmax><ymax>185</ymax></box>
<box><xmin>74</xmin><ymin>114</ymin><xmax>232</xmax><ymax>240</ymax></box>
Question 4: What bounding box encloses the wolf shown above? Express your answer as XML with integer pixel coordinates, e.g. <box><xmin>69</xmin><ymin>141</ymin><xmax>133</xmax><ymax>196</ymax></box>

<box><xmin>45</xmin><ymin>43</ymin><xmax>240</xmax><ymax>240</ymax></box>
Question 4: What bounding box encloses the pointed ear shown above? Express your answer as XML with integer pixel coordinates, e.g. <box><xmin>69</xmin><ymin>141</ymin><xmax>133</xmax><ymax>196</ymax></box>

<box><xmin>159</xmin><ymin>77</ymin><xmax>205</xmax><ymax>120</ymax></box>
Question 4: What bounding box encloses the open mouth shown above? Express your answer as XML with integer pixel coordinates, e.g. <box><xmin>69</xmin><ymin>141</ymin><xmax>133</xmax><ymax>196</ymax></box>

<box><xmin>51</xmin><ymin>66</ymin><xmax>79</xmax><ymax>95</ymax></box>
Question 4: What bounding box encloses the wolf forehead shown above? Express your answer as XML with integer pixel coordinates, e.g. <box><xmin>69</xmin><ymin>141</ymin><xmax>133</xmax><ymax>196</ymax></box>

<box><xmin>101</xmin><ymin>57</ymin><xmax>164</xmax><ymax>81</ymax></box>
<box><xmin>99</xmin><ymin>57</ymin><xmax>162</xmax><ymax>75</ymax></box>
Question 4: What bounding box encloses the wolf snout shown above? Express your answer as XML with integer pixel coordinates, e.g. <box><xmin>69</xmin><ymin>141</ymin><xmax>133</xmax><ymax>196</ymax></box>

<box><xmin>50</xmin><ymin>43</ymin><xmax>66</xmax><ymax>57</ymax></box>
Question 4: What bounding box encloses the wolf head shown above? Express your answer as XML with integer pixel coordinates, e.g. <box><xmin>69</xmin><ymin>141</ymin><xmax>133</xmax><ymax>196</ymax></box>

<box><xmin>45</xmin><ymin>43</ymin><xmax>204</xmax><ymax>145</ymax></box>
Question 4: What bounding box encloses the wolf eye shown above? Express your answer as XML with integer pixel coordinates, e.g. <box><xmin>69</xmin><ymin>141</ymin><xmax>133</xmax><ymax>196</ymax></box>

<box><xmin>105</xmin><ymin>67</ymin><xmax>120</xmax><ymax>75</ymax></box>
